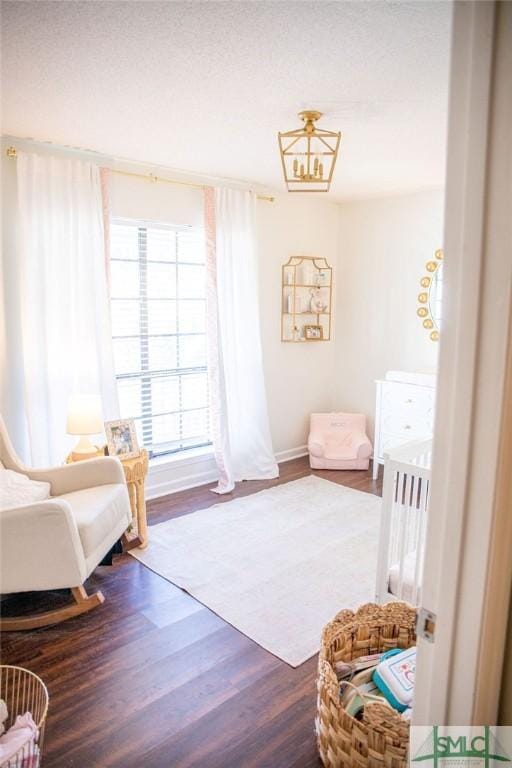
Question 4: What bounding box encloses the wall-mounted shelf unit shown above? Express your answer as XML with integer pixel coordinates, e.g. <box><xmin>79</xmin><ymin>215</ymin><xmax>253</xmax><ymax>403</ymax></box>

<box><xmin>281</xmin><ymin>256</ymin><xmax>332</xmax><ymax>342</ymax></box>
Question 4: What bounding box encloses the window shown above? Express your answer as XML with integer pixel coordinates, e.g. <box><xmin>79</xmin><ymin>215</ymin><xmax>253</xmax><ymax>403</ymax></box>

<box><xmin>110</xmin><ymin>219</ymin><xmax>211</xmax><ymax>458</ymax></box>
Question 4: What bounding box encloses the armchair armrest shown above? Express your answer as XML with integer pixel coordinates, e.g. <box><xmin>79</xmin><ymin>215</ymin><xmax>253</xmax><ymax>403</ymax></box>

<box><xmin>308</xmin><ymin>431</ymin><xmax>326</xmax><ymax>458</ymax></box>
<box><xmin>23</xmin><ymin>456</ymin><xmax>126</xmax><ymax>496</ymax></box>
<box><xmin>0</xmin><ymin>500</ymin><xmax>86</xmax><ymax>593</ymax></box>
<box><xmin>349</xmin><ymin>432</ymin><xmax>373</xmax><ymax>459</ymax></box>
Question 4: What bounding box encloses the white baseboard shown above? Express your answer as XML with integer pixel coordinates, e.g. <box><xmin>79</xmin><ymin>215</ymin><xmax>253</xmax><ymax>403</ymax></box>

<box><xmin>146</xmin><ymin>450</ymin><xmax>217</xmax><ymax>500</ymax></box>
<box><xmin>146</xmin><ymin>466</ymin><xmax>219</xmax><ymax>500</ymax></box>
<box><xmin>146</xmin><ymin>444</ymin><xmax>309</xmax><ymax>500</ymax></box>
<box><xmin>275</xmin><ymin>445</ymin><xmax>309</xmax><ymax>463</ymax></box>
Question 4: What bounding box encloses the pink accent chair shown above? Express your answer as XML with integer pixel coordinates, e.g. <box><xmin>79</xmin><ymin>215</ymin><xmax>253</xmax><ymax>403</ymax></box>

<box><xmin>308</xmin><ymin>412</ymin><xmax>373</xmax><ymax>470</ymax></box>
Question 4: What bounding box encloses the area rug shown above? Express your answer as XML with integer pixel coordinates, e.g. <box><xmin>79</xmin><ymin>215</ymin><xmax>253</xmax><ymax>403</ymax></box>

<box><xmin>130</xmin><ymin>475</ymin><xmax>381</xmax><ymax>666</ymax></box>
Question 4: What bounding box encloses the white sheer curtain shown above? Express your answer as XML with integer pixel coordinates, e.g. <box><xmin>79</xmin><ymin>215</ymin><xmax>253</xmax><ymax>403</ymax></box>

<box><xmin>205</xmin><ymin>186</ymin><xmax>278</xmax><ymax>493</ymax></box>
<box><xmin>15</xmin><ymin>152</ymin><xmax>119</xmax><ymax>465</ymax></box>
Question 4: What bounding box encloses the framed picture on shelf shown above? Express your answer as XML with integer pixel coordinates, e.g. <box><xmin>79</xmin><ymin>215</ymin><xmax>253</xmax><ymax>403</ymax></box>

<box><xmin>304</xmin><ymin>324</ymin><xmax>323</xmax><ymax>341</ymax></box>
<box><xmin>104</xmin><ymin>419</ymin><xmax>140</xmax><ymax>459</ymax></box>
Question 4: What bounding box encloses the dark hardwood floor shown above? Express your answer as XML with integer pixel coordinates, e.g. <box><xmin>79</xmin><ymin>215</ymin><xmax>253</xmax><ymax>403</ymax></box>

<box><xmin>0</xmin><ymin>457</ymin><xmax>382</xmax><ymax>768</ymax></box>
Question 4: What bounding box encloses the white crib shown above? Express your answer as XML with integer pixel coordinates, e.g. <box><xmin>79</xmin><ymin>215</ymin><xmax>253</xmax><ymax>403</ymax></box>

<box><xmin>375</xmin><ymin>438</ymin><xmax>432</xmax><ymax>606</ymax></box>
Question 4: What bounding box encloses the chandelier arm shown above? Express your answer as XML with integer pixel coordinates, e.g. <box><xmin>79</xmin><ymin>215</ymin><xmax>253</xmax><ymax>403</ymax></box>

<box><xmin>278</xmin><ymin>134</ymin><xmax>292</xmax><ymax>191</ymax></box>
<box><xmin>281</xmin><ymin>136</ymin><xmax>302</xmax><ymax>153</ymax></box>
<box><xmin>279</xmin><ymin>128</ymin><xmax>306</xmax><ymax>138</ymax></box>
<box><xmin>326</xmin><ymin>146</ymin><xmax>341</xmax><ymax>182</ymax></box>
<box><xmin>316</xmin><ymin>136</ymin><xmax>338</xmax><ymax>153</ymax></box>
<box><xmin>313</xmin><ymin>129</ymin><xmax>341</xmax><ymax>138</ymax></box>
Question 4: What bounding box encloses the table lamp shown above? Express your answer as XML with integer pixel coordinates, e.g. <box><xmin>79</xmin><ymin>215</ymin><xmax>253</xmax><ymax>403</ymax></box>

<box><xmin>66</xmin><ymin>394</ymin><xmax>104</xmax><ymax>461</ymax></box>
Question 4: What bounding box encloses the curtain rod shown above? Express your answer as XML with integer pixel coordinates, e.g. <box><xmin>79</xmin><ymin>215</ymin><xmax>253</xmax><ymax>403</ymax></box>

<box><xmin>5</xmin><ymin>146</ymin><xmax>275</xmax><ymax>203</ymax></box>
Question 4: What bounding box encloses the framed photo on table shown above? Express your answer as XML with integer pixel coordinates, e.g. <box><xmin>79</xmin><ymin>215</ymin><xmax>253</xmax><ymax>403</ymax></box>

<box><xmin>104</xmin><ymin>419</ymin><xmax>140</xmax><ymax>460</ymax></box>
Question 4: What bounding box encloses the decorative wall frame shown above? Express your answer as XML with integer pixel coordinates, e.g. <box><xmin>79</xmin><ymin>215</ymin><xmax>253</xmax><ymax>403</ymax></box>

<box><xmin>417</xmin><ymin>248</ymin><xmax>444</xmax><ymax>342</ymax></box>
<box><xmin>281</xmin><ymin>256</ymin><xmax>332</xmax><ymax>342</ymax></box>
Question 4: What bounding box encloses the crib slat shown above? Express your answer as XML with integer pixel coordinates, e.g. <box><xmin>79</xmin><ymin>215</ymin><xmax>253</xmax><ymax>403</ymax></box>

<box><xmin>413</xmin><ymin>473</ymin><xmax>430</xmax><ymax>603</ymax></box>
<box><xmin>375</xmin><ymin>464</ymin><xmax>398</xmax><ymax>603</ymax></box>
<box><xmin>395</xmin><ymin>468</ymin><xmax>408</xmax><ymax>601</ymax></box>
<box><xmin>399</xmin><ymin>471</ymin><xmax>414</xmax><ymax>600</ymax></box>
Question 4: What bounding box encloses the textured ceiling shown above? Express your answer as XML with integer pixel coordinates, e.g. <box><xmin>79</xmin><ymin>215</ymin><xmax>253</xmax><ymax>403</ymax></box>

<box><xmin>1</xmin><ymin>1</ymin><xmax>452</xmax><ymax>199</ymax></box>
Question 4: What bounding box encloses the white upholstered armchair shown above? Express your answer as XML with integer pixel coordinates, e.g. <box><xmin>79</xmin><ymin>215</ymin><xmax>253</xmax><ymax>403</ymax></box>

<box><xmin>0</xmin><ymin>417</ymin><xmax>132</xmax><ymax>630</ymax></box>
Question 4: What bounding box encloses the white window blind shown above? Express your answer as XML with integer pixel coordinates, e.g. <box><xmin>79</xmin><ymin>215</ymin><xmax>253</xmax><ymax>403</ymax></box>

<box><xmin>110</xmin><ymin>219</ymin><xmax>211</xmax><ymax>458</ymax></box>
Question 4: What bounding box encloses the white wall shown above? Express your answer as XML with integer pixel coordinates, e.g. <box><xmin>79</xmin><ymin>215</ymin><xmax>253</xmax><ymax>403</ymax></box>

<box><xmin>334</xmin><ymin>189</ymin><xmax>443</xmax><ymax>436</ymax></box>
<box><xmin>110</xmin><ymin>171</ymin><xmax>203</xmax><ymax>228</ymax></box>
<box><xmin>257</xmin><ymin>194</ymin><xmax>339</xmax><ymax>454</ymax></box>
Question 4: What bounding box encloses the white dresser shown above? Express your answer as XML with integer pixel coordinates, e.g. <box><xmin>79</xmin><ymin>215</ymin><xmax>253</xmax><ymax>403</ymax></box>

<box><xmin>372</xmin><ymin>370</ymin><xmax>436</xmax><ymax>479</ymax></box>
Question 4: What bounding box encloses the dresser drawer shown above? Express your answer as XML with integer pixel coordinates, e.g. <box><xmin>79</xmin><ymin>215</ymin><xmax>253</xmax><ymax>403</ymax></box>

<box><xmin>374</xmin><ymin>375</ymin><xmax>436</xmax><ymax>475</ymax></box>
<box><xmin>381</xmin><ymin>383</ymin><xmax>434</xmax><ymax>431</ymax></box>
<box><xmin>381</xmin><ymin>409</ymin><xmax>433</xmax><ymax>436</ymax></box>
<box><xmin>381</xmin><ymin>381</ymin><xmax>435</xmax><ymax>415</ymax></box>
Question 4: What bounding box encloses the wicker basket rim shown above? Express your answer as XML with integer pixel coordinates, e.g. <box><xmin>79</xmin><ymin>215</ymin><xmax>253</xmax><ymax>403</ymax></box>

<box><xmin>0</xmin><ymin>664</ymin><xmax>49</xmax><ymax>729</ymax></box>
<box><xmin>321</xmin><ymin>603</ymin><xmax>416</xmax><ymax>645</ymax></box>
<box><xmin>324</xmin><ymin>601</ymin><xmax>416</xmax><ymax>625</ymax></box>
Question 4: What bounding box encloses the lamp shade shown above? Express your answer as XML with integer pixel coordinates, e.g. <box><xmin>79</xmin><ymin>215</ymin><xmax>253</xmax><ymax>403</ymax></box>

<box><xmin>66</xmin><ymin>394</ymin><xmax>103</xmax><ymax>435</ymax></box>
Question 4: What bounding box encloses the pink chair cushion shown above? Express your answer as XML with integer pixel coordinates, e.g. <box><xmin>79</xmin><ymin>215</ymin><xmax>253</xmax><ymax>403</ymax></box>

<box><xmin>324</xmin><ymin>439</ymin><xmax>360</xmax><ymax>461</ymax></box>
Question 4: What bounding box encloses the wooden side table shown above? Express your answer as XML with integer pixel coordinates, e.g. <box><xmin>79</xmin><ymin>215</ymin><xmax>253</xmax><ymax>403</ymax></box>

<box><xmin>121</xmin><ymin>449</ymin><xmax>149</xmax><ymax>550</ymax></box>
<box><xmin>66</xmin><ymin>448</ymin><xmax>149</xmax><ymax>551</ymax></box>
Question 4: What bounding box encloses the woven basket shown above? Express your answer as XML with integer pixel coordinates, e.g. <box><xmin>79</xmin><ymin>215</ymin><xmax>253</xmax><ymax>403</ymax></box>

<box><xmin>0</xmin><ymin>665</ymin><xmax>49</xmax><ymax>768</ymax></box>
<box><xmin>316</xmin><ymin>602</ymin><xmax>416</xmax><ymax>768</ymax></box>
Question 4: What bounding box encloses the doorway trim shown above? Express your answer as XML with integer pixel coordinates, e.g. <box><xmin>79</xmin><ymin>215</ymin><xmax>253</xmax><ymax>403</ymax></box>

<box><xmin>413</xmin><ymin>0</ymin><xmax>512</xmax><ymax>725</ymax></box>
